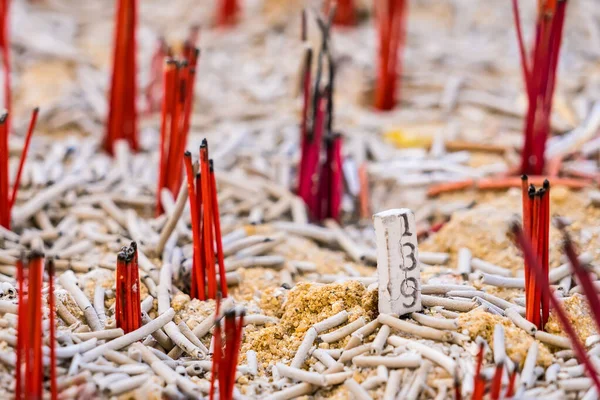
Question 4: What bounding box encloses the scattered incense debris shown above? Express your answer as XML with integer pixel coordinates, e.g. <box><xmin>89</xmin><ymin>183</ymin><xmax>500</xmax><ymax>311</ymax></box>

<box><xmin>0</xmin><ymin>0</ymin><xmax>600</xmax><ymax>398</ymax></box>
<box><xmin>457</xmin><ymin>308</ymin><xmax>552</xmax><ymax>367</ymax></box>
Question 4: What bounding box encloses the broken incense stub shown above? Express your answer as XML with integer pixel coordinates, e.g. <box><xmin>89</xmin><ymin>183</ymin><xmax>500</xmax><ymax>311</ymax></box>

<box><xmin>373</xmin><ymin>208</ymin><xmax>421</xmax><ymax>316</ymax></box>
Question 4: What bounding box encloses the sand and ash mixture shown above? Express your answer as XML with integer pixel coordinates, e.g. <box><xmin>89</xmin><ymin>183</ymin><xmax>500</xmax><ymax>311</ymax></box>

<box><xmin>2</xmin><ymin>0</ymin><xmax>600</xmax><ymax>399</ymax></box>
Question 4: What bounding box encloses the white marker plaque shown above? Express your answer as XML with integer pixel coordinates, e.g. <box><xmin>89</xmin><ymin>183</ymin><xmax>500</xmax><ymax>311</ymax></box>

<box><xmin>373</xmin><ymin>208</ymin><xmax>421</xmax><ymax>315</ymax></box>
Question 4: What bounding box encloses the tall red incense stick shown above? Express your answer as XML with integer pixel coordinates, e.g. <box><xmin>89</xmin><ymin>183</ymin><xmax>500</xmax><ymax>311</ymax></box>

<box><xmin>15</xmin><ymin>252</ymin><xmax>45</xmax><ymax>399</ymax></box>
<box><xmin>47</xmin><ymin>258</ymin><xmax>57</xmax><ymax>400</ymax></box>
<box><xmin>105</xmin><ymin>0</ymin><xmax>138</xmax><ymax>155</ymax></box>
<box><xmin>324</xmin><ymin>0</ymin><xmax>356</xmax><ymax>26</ymax></box>
<box><xmin>374</xmin><ymin>0</ymin><xmax>408</xmax><ymax>111</ymax></box>
<box><xmin>512</xmin><ymin>0</ymin><xmax>568</xmax><ymax>175</ymax></box>
<box><xmin>115</xmin><ymin>242</ymin><xmax>141</xmax><ymax>333</ymax></box>
<box><xmin>0</xmin><ymin>0</ymin><xmax>10</xmax><ymax>131</ymax></box>
<box><xmin>0</xmin><ymin>108</ymin><xmax>38</xmax><ymax>229</ymax></box>
<box><xmin>216</xmin><ymin>0</ymin><xmax>239</xmax><ymax>27</ymax></box>
<box><xmin>512</xmin><ymin>222</ymin><xmax>600</xmax><ymax>394</ymax></box>
<box><xmin>297</xmin><ymin>12</ymin><xmax>344</xmax><ymax>221</ymax></box>
<box><xmin>183</xmin><ymin>140</ymin><xmax>228</xmax><ymax>300</ymax></box>
<box><xmin>521</xmin><ymin>176</ymin><xmax>550</xmax><ymax>329</ymax></box>
<box><xmin>156</xmin><ymin>50</ymin><xmax>200</xmax><ymax>215</ymax></box>
<box><xmin>210</xmin><ymin>307</ymin><xmax>244</xmax><ymax>400</ymax></box>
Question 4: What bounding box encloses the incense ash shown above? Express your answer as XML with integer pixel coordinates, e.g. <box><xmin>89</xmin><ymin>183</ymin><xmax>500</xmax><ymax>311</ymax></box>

<box><xmin>1</xmin><ymin>0</ymin><xmax>600</xmax><ymax>399</ymax></box>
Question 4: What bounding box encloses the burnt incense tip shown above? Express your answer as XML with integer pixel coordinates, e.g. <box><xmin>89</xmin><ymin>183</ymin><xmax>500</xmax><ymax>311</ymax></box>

<box><xmin>47</xmin><ymin>257</ymin><xmax>55</xmax><ymax>274</ymax></box>
<box><xmin>0</xmin><ymin>112</ymin><xmax>8</xmax><ymax>123</ymax></box>
<box><xmin>209</xmin><ymin>159</ymin><xmax>214</xmax><ymax>171</ymax></box>
<box><xmin>201</xmin><ymin>138</ymin><xmax>208</xmax><ymax>147</ymax></box>
<box><xmin>538</xmin><ymin>188</ymin><xmax>546</xmax><ymax>197</ymax></box>
<box><xmin>166</xmin><ymin>58</ymin><xmax>177</xmax><ymax>65</ymax></box>
<box><xmin>184</xmin><ymin>150</ymin><xmax>192</xmax><ymax>157</ymax></box>
<box><xmin>225</xmin><ymin>309</ymin><xmax>236</xmax><ymax>319</ymax></box>
<box><xmin>521</xmin><ymin>174</ymin><xmax>528</xmax><ymax>181</ymax></box>
<box><xmin>33</xmin><ymin>106</ymin><xmax>40</xmax><ymax>112</ymax></box>
<box><xmin>543</xmin><ymin>179</ymin><xmax>550</xmax><ymax>189</ymax></box>
<box><xmin>509</xmin><ymin>220</ymin><xmax>522</xmax><ymax>234</ymax></box>
<box><xmin>29</xmin><ymin>249</ymin><xmax>45</xmax><ymax>259</ymax></box>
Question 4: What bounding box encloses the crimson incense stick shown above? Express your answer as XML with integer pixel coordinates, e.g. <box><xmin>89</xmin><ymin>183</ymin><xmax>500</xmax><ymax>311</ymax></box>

<box><xmin>15</xmin><ymin>252</ymin><xmax>45</xmax><ymax>400</ymax></box>
<box><xmin>156</xmin><ymin>49</ymin><xmax>200</xmax><ymax>215</ymax></box>
<box><xmin>521</xmin><ymin>176</ymin><xmax>550</xmax><ymax>329</ymax></box>
<box><xmin>324</xmin><ymin>0</ymin><xmax>356</xmax><ymax>26</ymax></box>
<box><xmin>105</xmin><ymin>0</ymin><xmax>138</xmax><ymax>155</ymax></box>
<box><xmin>0</xmin><ymin>108</ymin><xmax>38</xmax><ymax>229</ymax></box>
<box><xmin>183</xmin><ymin>140</ymin><xmax>227</xmax><ymax>300</ymax></box>
<box><xmin>47</xmin><ymin>258</ymin><xmax>57</xmax><ymax>400</ymax></box>
<box><xmin>512</xmin><ymin>0</ymin><xmax>569</xmax><ymax>175</ymax></box>
<box><xmin>0</xmin><ymin>0</ymin><xmax>11</xmax><ymax>132</ymax></box>
<box><xmin>297</xmin><ymin>12</ymin><xmax>345</xmax><ymax>222</ymax></box>
<box><xmin>216</xmin><ymin>0</ymin><xmax>239</xmax><ymax>27</ymax></box>
<box><xmin>374</xmin><ymin>0</ymin><xmax>408</xmax><ymax>111</ymax></box>
<box><xmin>210</xmin><ymin>308</ymin><xmax>244</xmax><ymax>400</ymax></box>
<box><xmin>115</xmin><ymin>242</ymin><xmax>141</xmax><ymax>333</ymax></box>
<box><xmin>512</xmin><ymin>222</ymin><xmax>600</xmax><ymax>394</ymax></box>
<box><xmin>490</xmin><ymin>361</ymin><xmax>504</xmax><ymax>400</ymax></box>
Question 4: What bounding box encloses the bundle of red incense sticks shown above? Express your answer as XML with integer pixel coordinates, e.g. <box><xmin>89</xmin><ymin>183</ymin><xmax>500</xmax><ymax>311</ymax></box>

<box><xmin>215</xmin><ymin>0</ymin><xmax>239</xmax><ymax>27</ymax></box>
<box><xmin>520</xmin><ymin>175</ymin><xmax>550</xmax><ymax>329</ymax></box>
<box><xmin>210</xmin><ymin>308</ymin><xmax>244</xmax><ymax>400</ymax></box>
<box><xmin>15</xmin><ymin>253</ymin><xmax>57</xmax><ymax>400</ymax></box>
<box><xmin>512</xmin><ymin>0</ymin><xmax>568</xmax><ymax>175</ymax></box>
<box><xmin>183</xmin><ymin>140</ymin><xmax>228</xmax><ymax>300</ymax></box>
<box><xmin>105</xmin><ymin>0</ymin><xmax>138</xmax><ymax>155</ymax></box>
<box><xmin>297</xmin><ymin>13</ymin><xmax>344</xmax><ymax>221</ymax></box>
<box><xmin>156</xmin><ymin>48</ymin><xmax>200</xmax><ymax>215</ymax></box>
<box><xmin>0</xmin><ymin>108</ymin><xmax>39</xmax><ymax>229</ymax></box>
<box><xmin>374</xmin><ymin>0</ymin><xmax>408</xmax><ymax>111</ymax></box>
<box><xmin>471</xmin><ymin>343</ymin><xmax>517</xmax><ymax>399</ymax></box>
<box><xmin>147</xmin><ymin>27</ymin><xmax>199</xmax><ymax>115</ymax></box>
<box><xmin>115</xmin><ymin>242</ymin><xmax>141</xmax><ymax>333</ymax></box>
<box><xmin>512</xmin><ymin>222</ymin><xmax>600</xmax><ymax>394</ymax></box>
<box><xmin>324</xmin><ymin>0</ymin><xmax>356</xmax><ymax>26</ymax></box>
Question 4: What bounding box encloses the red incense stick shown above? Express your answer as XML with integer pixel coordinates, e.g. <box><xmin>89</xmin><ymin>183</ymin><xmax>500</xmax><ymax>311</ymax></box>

<box><xmin>16</xmin><ymin>252</ymin><xmax>44</xmax><ymax>399</ymax></box>
<box><xmin>210</xmin><ymin>309</ymin><xmax>244</xmax><ymax>400</ymax></box>
<box><xmin>374</xmin><ymin>0</ymin><xmax>408</xmax><ymax>111</ymax></box>
<box><xmin>324</xmin><ymin>0</ymin><xmax>356</xmax><ymax>26</ymax></box>
<box><xmin>9</xmin><ymin>108</ymin><xmax>38</xmax><ymax>212</ymax></box>
<box><xmin>521</xmin><ymin>177</ymin><xmax>550</xmax><ymax>329</ymax></box>
<box><xmin>115</xmin><ymin>242</ymin><xmax>141</xmax><ymax>333</ymax></box>
<box><xmin>0</xmin><ymin>0</ymin><xmax>11</xmax><ymax>132</ymax></box>
<box><xmin>216</xmin><ymin>0</ymin><xmax>239</xmax><ymax>27</ymax></box>
<box><xmin>185</xmin><ymin>141</ymin><xmax>227</xmax><ymax>300</ymax></box>
<box><xmin>512</xmin><ymin>222</ymin><xmax>600</xmax><ymax>393</ymax></box>
<box><xmin>105</xmin><ymin>0</ymin><xmax>138</xmax><ymax>155</ymax></box>
<box><xmin>512</xmin><ymin>0</ymin><xmax>568</xmax><ymax>175</ymax></box>
<box><xmin>156</xmin><ymin>49</ymin><xmax>200</xmax><ymax>215</ymax></box>
<box><xmin>47</xmin><ymin>258</ymin><xmax>57</xmax><ymax>400</ymax></box>
<box><xmin>490</xmin><ymin>362</ymin><xmax>504</xmax><ymax>400</ymax></box>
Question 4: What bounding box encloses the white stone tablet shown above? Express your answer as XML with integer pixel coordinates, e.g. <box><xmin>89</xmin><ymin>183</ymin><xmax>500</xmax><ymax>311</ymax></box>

<box><xmin>373</xmin><ymin>208</ymin><xmax>421</xmax><ymax>315</ymax></box>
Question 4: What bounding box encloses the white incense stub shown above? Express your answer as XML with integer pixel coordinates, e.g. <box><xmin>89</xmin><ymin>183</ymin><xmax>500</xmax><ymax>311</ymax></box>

<box><xmin>373</xmin><ymin>209</ymin><xmax>422</xmax><ymax>316</ymax></box>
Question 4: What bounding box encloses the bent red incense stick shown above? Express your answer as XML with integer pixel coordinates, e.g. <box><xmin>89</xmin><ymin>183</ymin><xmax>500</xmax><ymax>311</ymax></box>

<box><xmin>513</xmin><ymin>222</ymin><xmax>600</xmax><ymax>394</ymax></box>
